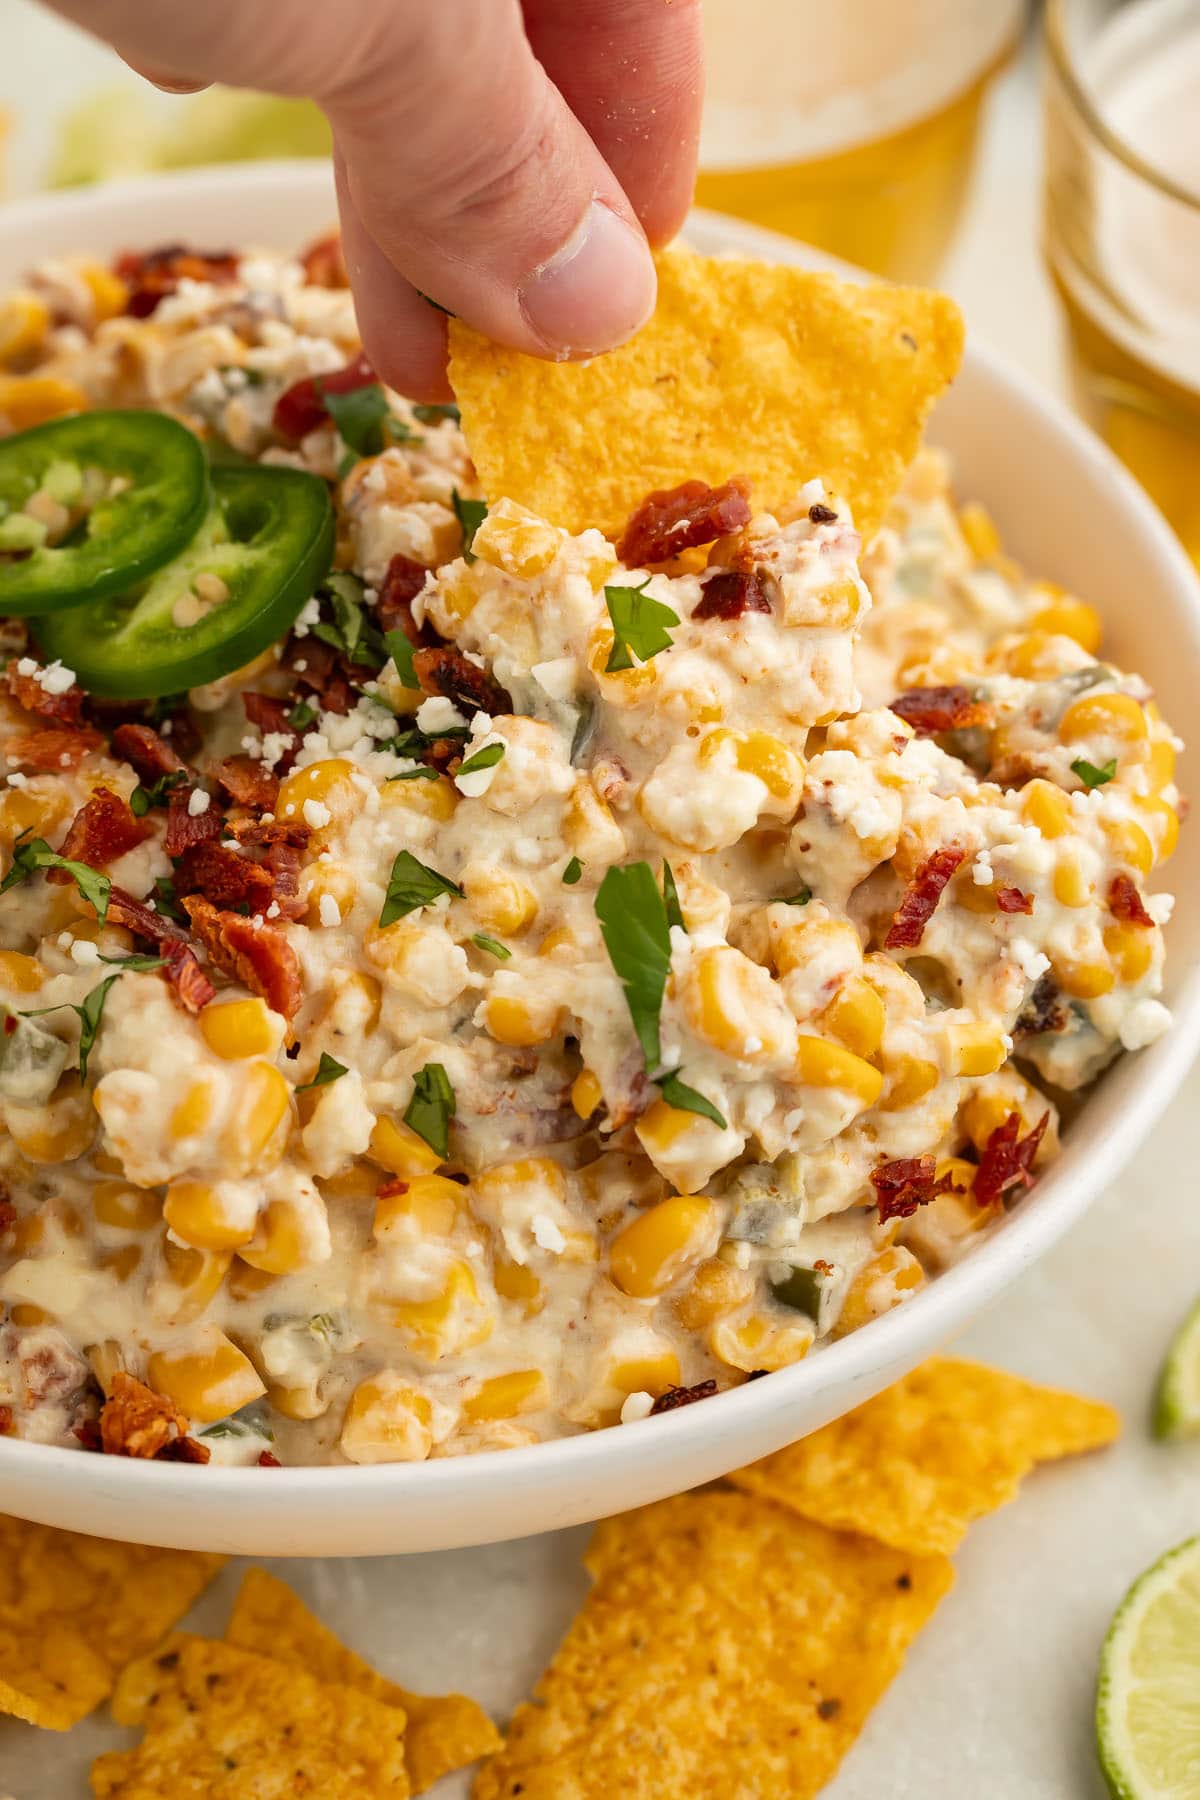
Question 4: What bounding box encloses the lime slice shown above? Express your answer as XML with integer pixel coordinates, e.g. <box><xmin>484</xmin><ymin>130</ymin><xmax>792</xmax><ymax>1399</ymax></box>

<box><xmin>1153</xmin><ymin>1299</ymin><xmax>1200</xmax><ymax>1440</ymax></box>
<box><xmin>1096</xmin><ymin>1536</ymin><xmax>1200</xmax><ymax>1799</ymax></box>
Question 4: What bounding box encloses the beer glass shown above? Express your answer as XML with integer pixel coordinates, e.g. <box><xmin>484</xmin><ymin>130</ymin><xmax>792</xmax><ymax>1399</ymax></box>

<box><xmin>1044</xmin><ymin>0</ymin><xmax>1200</xmax><ymax>563</ymax></box>
<box><xmin>695</xmin><ymin>0</ymin><xmax>1025</xmax><ymax>282</ymax></box>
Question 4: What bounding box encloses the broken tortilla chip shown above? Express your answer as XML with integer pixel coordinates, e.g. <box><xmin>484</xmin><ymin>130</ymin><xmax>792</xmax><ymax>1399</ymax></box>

<box><xmin>448</xmin><ymin>246</ymin><xmax>964</xmax><ymax>546</ymax></box>
<box><xmin>94</xmin><ymin>1634</ymin><xmax>410</xmax><ymax>1799</ymax></box>
<box><xmin>475</xmin><ymin>1490</ymin><xmax>952</xmax><ymax>1800</ymax></box>
<box><xmin>728</xmin><ymin>1357</ymin><xmax>1120</xmax><ymax>1557</ymax></box>
<box><xmin>0</xmin><ymin>1515</ymin><xmax>223</xmax><ymax>1731</ymax></box>
<box><xmin>227</xmin><ymin>1568</ymin><xmax>500</xmax><ymax>1794</ymax></box>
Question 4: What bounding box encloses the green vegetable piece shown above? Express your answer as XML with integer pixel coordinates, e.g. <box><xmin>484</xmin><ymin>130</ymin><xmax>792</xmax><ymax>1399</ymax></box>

<box><xmin>296</xmin><ymin>1052</ymin><xmax>349</xmax><ymax>1094</ymax></box>
<box><xmin>782</xmin><ymin>887</ymin><xmax>813</xmax><ymax>907</ymax></box>
<box><xmin>0</xmin><ymin>833</ymin><xmax>111</xmax><ymax>923</ymax></box>
<box><xmin>23</xmin><ymin>967</ymin><xmax>131</xmax><ymax>1081</ymax></box>
<box><xmin>412</xmin><ymin>403</ymin><xmax>460</xmax><ymax>425</ymax></box>
<box><xmin>380</xmin><ymin>850</ymin><xmax>462</xmax><ymax>926</ymax></box>
<box><xmin>656</xmin><ymin>1071</ymin><xmax>727</xmax><ymax>1130</ymax></box>
<box><xmin>320</xmin><ymin>382</ymin><xmax>392</xmax><ymax>459</ymax></box>
<box><xmin>384</xmin><ymin>627</ymin><xmax>419</xmax><ymax>690</ymax></box>
<box><xmin>562</xmin><ymin>856</ymin><xmax>583</xmax><ymax>885</ymax></box>
<box><xmin>770</xmin><ymin>1264</ymin><xmax>829</xmax><ymax>1325</ymax></box>
<box><xmin>662</xmin><ymin>861</ymin><xmax>686</xmax><ymax>934</ymax></box>
<box><xmin>594</xmin><ymin>861</ymin><xmax>671</xmax><ymax>1072</ymax></box>
<box><xmin>471</xmin><ymin>934</ymin><xmax>511</xmax><ymax>960</ymax></box>
<box><xmin>604</xmin><ymin>578</ymin><xmax>679</xmax><ymax>672</ymax></box>
<box><xmin>0</xmin><ymin>1004</ymin><xmax>69</xmax><ymax>1105</ymax></box>
<box><xmin>404</xmin><ymin>1062</ymin><xmax>456</xmax><ymax>1159</ymax></box>
<box><xmin>452</xmin><ymin>489</ymin><xmax>487</xmax><ymax>561</ymax></box>
<box><xmin>1072</xmin><ymin>756</ymin><xmax>1117</xmax><ymax>789</ymax></box>
<box><xmin>457</xmin><ymin>742</ymin><xmax>505</xmax><ymax>777</ymax></box>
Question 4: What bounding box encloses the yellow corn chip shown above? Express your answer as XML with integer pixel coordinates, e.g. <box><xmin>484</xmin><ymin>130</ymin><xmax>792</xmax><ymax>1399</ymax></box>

<box><xmin>448</xmin><ymin>247</ymin><xmax>963</xmax><ymax>546</ymax></box>
<box><xmin>0</xmin><ymin>1514</ymin><xmax>223</xmax><ymax>1731</ymax></box>
<box><xmin>475</xmin><ymin>1490</ymin><xmax>952</xmax><ymax>1800</ymax></box>
<box><xmin>94</xmin><ymin>1634</ymin><xmax>410</xmax><ymax>1798</ymax></box>
<box><xmin>729</xmin><ymin>1357</ymin><xmax>1120</xmax><ymax>1557</ymax></box>
<box><xmin>227</xmin><ymin>1568</ymin><xmax>500</xmax><ymax>1794</ymax></box>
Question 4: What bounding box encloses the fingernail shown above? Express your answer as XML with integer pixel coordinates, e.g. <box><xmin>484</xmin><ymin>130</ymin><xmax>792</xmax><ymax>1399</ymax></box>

<box><xmin>518</xmin><ymin>200</ymin><xmax>656</xmax><ymax>357</ymax></box>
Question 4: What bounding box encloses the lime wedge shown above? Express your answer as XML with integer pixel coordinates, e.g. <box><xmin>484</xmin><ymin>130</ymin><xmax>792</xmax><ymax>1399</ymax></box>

<box><xmin>1153</xmin><ymin>1299</ymin><xmax>1200</xmax><ymax>1440</ymax></box>
<box><xmin>1096</xmin><ymin>1536</ymin><xmax>1200</xmax><ymax>1799</ymax></box>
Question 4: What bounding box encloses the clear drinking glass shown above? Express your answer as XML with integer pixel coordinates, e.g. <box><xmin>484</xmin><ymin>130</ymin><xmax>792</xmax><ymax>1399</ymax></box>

<box><xmin>695</xmin><ymin>0</ymin><xmax>1026</xmax><ymax>282</ymax></box>
<box><xmin>1044</xmin><ymin>0</ymin><xmax>1200</xmax><ymax>563</ymax></box>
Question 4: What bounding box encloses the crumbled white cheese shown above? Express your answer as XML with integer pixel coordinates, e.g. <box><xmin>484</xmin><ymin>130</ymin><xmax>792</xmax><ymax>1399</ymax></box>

<box><xmin>531</xmin><ymin>657</ymin><xmax>579</xmax><ymax>702</ymax></box>
<box><xmin>531</xmin><ymin>1213</ymin><xmax>567</xmax><ymax>1254</ymax></box>
<box><xmin>187</xmin><ymin>789</ymin><xmax>211</xmax><ymax>818</ymax></box>
<box><xmin>303</xmin><ymin>798</ymin><xmax>332</xmax><ymax>829</ymax></box>
<box><xmin>5</xmin><ymin>772</ymin><xmax>27</xmax><ymax>789</ymax></box>
<box><xmin>1119</xmin><ymin>999</ymin><xmax>1171</xmax><ymax>1051</ymax></box>
<box><xmin>70</xmin><ymin>938</ymin><xmax>101</xmax><ymax>967</ymax></box>
<box><xmin>34</xmin><ymin>660</ymin><xmax>76</xmax><ymax>695</ymax></box>
<box><xmin>971</xmin><ymin>853</ymin><xmax>994</xmax><ymax>886</ymax></box>
<box><xmin>416</xmin><ymin>696</ymin><xmax>467</xmax><ymax>735</ymax></box>
<box><xmin>260</xmin><ymin>731</ymin><xmax>293</xmax><ymax>770</ymax></box>
<box><xmin>318</xmin><ymin>893</ymin><xmax>342</xmax><ymax>928</ymax></box>
<box><xmin>620</xmin><ymin>1391</ymin><xmax>655</xmax><ymax>1425</ymax></box>
<box><xmin>292</xmin><ymin>596</ymin><xmax>322</xmax><ymax>639</ymax></box>
<box><xmin>265</xmin><ymin>901</ymin><xmax>281</xmax><ymax>920</ymax></box>
<box><xmin>1010</xmin><ymin>937</ymin><xmax>1051</xmax><ymax>983</ymax></box>
<box><xmin>15</xmin><ymin>657</ymin><xmax>36</xmax><ymax>677</ymax></box>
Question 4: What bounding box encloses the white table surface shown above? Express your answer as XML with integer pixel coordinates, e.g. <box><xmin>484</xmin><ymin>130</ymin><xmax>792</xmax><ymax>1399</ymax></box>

<box><xmin>0</xmin><ymin>13</ymin><xmax>1197</xmax><ymax>1798</ymax></box>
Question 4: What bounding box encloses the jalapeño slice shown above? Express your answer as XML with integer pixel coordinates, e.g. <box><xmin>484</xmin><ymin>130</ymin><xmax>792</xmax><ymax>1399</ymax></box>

<box><xmin>36</xmin><ymin>466</ymin><xmax>334</xmax><ymax>698</ymax></box>
<box><xmin>0</xmin><ymin>410</ymin><xmax>209</xmax><ymax>615</ymax></box>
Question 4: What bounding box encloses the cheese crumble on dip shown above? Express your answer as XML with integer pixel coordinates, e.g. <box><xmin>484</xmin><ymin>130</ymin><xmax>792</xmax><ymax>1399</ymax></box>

<box><xmin>0</xmin><ymin>240</ymin><xmax>1180</xmax><ymax>1466</ymax></box>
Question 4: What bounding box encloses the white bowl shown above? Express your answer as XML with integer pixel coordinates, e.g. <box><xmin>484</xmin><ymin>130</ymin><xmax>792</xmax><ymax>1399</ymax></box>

<box><xmin>0</xmin><ymin>162</ymin><xmax>1197</xmax><ymax>1557</ymax></box>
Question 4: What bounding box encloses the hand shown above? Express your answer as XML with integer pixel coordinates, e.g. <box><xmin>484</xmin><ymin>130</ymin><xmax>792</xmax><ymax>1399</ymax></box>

<box><xmin>41</xmin><ymin>0</ymin><xmax>704</xmax><ymax>397</ymax></box>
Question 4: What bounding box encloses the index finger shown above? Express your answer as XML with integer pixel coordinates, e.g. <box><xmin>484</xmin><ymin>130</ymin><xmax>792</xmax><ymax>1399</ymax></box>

<box><xmin>522</xmin><ymin>0</ymin><xmax>704</xmax><ymax>247</ymax></box>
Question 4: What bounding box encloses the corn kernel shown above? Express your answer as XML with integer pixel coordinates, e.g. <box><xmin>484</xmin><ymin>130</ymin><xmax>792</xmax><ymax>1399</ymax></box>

<box><xmin>368</xmin><ymin>1115</ymin><xmax>443</xmax><ymax>1177</ymax></box>
<box><xmin>228</xmin><ymin>1261</ymin><xmax>280</xmax><ymax>1301</ymax></box>
<box><xmin>301</xmin><ymin>861</ymin><xmax>357</xmax><ymax>926</ymax></box>
<box><xmin>792</xmin><ymin>1036</ymin><xmax>884</xmax><ymax>1108</ymax></box>
<box><xmin>240</xmin><ymin>1197</ymin><xmax>326</xmax><ymax>1275</ymax></box>
<box><xmin>1102</xmin><ymin>818</ymin><xmax>1155</xmax><ymax>877</ymax></box>
<box><xmin>609</xmin><ymin>1194</ymin><xmax>719</xmax><ymax>1299</ymax></box>
<box><xmin>709</xmin><ymin>1313</ymin><xmax>812</xmax><ymax>1373</ymax></box>
<box><xmin>537</xmin><ymin>926</ymin><xmax>575</xmax><ymax>959</ymax></box>
<box><xmin>607</xmin><ymin>1350</ymin><xmax>681</xmax><ymax>1398</ymax></box>
<box><xmin>9</xmin><ymin>1303</ymin><xmax>52</xmax><ymax>1328</ymax></box>
<box><xmin>1136</xmin><ymin>795</ymin><xmax>1180</xmax><ymax>863</ymax></box>
<box><xmin>276</xmin><ymin>758</ymin><xmax>361</xmax><ymax>839</ymax></box>
<box><xmin>961</xmin><ymin>1091</ymin><xmax>1019</xmax><ymax>1153</ymax></box>
<box><xmin>1003</xmin><ymin>631</ymin><xmax>1060</xmax><ymax>680</ymax></box>
<box><xmin>199</xmin><ymin>997</ymin><xmax>278</xmax><ymax>1061</ymax></box>
<box><xmin>471</xmin><ymin>496</ymin><xmax>562</xmax><ymax>578</ymax></box>
<box><xmin>391</xmin><ymin>1259</ymin><xmax>493</xmax><ymax>1359</ymax></box>
<box><xmin>0</xmin><ymin>291</ymin><xmax>50</xmax><ymax>363</ymax></box>
<box><xmin>7</xmin><ymin>1075</ymin><xmax>96</xmax><ymax>1164</ymax></box>
<box><xmin>959</xmin><ymin>501</ymin><xmax>1002</xmax><ymax>561</ymax></box>
<box><xmin>0</xmin><ymin>780</ymin><xmax>72</xmax><ymax>848</ymax></box>
<box><xmin>1051</xmin><ymin>956</ymin><xmax>1114</xmax><ymax>1000</ymax></box>
<box><xmin>98</xmin><ymin>1243</ymin><xmax>141</xmax><ymax>1283</ymax></box>
<box><xmin>163</xmin><ymin>1180</ymin><xmax>254</xmax><ymax>1252</ymax></box>
<box><xmin>484</xmin><ymin>991</ymin><xmax>561</xmax><ymax>1047</ymax></box>
<box><xmin>1146</xmin><ymin>738</ymin><xmax>1176</xmax><ymax>794</ymax></box>
<box><xmin>833</xmin><ymin>1246</ymin><xmax>924</xmax><ymax>1338</ymax></box>
<box><xmin>155</xmin><ymin>1239</ymin><xmax>231</xmax><ymax>1323</ymax></box>
<box><xmin>674</xmin><ymin>1255</ymin><xmax>755</xmax><ymax>1328</ymax></box>
<box><xmin>93</xmin><ymin>1181</ymin><xmax>160</xmax><ymax>1232</ymax></box>
<box><xmin>80</xmin><ymin>264</ymin><xmax>129</xmax><ymax>322</ymax></box>
<box><xmin>698</xmin><ymin>728</ymin><xmax>804</xmax><ymax>807</ymax></box>
<box><xmin>634</xmin><ymin>1098</ymin><xmax>699</xmax><ymax>1158</ymax></box>
<box><xmin>462</xmin><ymin>863</ymin><xmax>538</xmax><ymax>936</ymax></box>
<box><xmin>169</xmin><ymin>1078</ymin><xmax>215</xmax><ymax>1141</ymax></box>
<box><xmin>463</xmin><ymin>1368</ymin><xmax>547</xmax><ymax>1422</ymax></box>
<box><xmin>492</xmin><ymin>1255</ymin><xmax>544</xmax><ymax>1315</ymax></box>
<box><xmin>571</xmin><ymin>1069</ymin><xmax>603</xmax><ymax>1119</ymax></box>
<box><xmin>683</xmin><ymin>944</ymin><xmax>797</xmax><ymax>1064</ymax></box>
<box><xmin>879</xmin><ymin>1055</ymin><xmax>940</xmax><ymax>1112</ymax></box>
<box><xmin>222</xmin><ymin>1061</ymin><xmax>291</xmax><ymax>1177</ymax></box>
<box><xmin>374</xmin><ymin>1173</ymin><xmax>464</xmax><ymax>1239</ymax></box>
<box><xmin>562</xmin><ymin>779</ymin><xmax>625</xmax><ymax>864</ymax></box>
<box><xmin>1103</xmin><ymin>923</ymin><xmax>1154</xmax><ymax>984</ymax></box>
<box><xmin>1022</xmin><ymin>779</ymin><xmax>1071</xmax><ymax>840</ymax></box>
<box><xmin>1030</xmin><ymin>596</ymin><xmax>1103</xmax><ymax>652</ymax></box>
<box><xmin>379</xmin><ymin>773</ymin><xmax>458</xmax><ymax>821</ymax></box>
<box><xmin>0</xmin><ymin>375</ymin><xmax>87</xmax><ymax>429</ymax></box>
<box><xmin>1053</xmin><ymin>856</ymin><xmax>1091</xmax><ymax>908</ymax></box>
<box><xmin>822</xmin><ymin>977</ymin><xmax>885</xmax><ymax>1060</ymax></box>
<box><xmin>339</xmin><ymin>1373</ymin><xmax>433</xmax><ymax>1464</ymax></box>
<box><xmin>945</xmin><ymin>1022</ymin><xmax>1008</xmax><ymax>1077</ymax></box>
<box><xmin>148</xmin><ymin>1334</ymin><xmax>266</xmax><ymax>1424</ymax></box>
<box><xmin>1060</xmin><ymin>691</ymin><xmax>1148</xmax><ymax>745</ymax></box>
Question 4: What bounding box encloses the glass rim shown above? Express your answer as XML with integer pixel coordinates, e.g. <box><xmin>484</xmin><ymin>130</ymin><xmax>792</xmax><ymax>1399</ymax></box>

<box><xmin>1045</xmin><ymin>0</ymin><xmax>1200</xmax><ymax>212</ymax></box>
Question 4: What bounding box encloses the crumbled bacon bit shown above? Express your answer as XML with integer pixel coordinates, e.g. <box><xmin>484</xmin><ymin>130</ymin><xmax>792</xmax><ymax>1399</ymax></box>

<box><xmin>280</xmin><ymin>636</ymin><xmax>365</xmax><ymax>716</ymax></box>
<box><xmin>99</xmin><ymin>1371</ymin><xmax>210</xmax><ymax>1462</ymax></box>
<box><xmin>300</xmin><ymin>230</ymin><xmax>349</xmax><ymax>289</ymax></box>
<box><xmin>107</xmin><ymin>884</ymin><xmax>188</xmax><ymax>948</ymax></box>
<box><xmin>1108</xmin><ymin>872</ymin><xmax>1155</xmax><ymax>928</ymax></box>
<box><xmin>174</xmin><ymin>841</ymin><xmax>275</xmax><ymax>916</ymax></box>
<box><xmin>241</xmin><ymin>691</ymin><xmax>301</xmax><ymax>769</ymax></box>
<box><xmin>262</xmin><ymin>837</ymin><xmax>306</xmax><ymax>921</ymax></box>
<box><xmin>73</xmin><ymin>1417</ymin><xmax>102</xmax><ymax>1452</ymax></box>
<box><xmin>693</xmin><ymin>570</ymin><xmax>772</xmax><ymax>621</ymax></box>
<box><xmin>257</xmin><ymin>1449</ymin><xmax>282</xmax><ymax>1468</ymax></box>
<box><xmin>412</xmin><ymin>646</ymin><xmax>512</xmax><ymax>718</ymax></box>
<box><xmin>973</xmin><ymin>1111</ymin><xmax>1050</xmax><ymax>1209</ymax></box>
<box><xmin>1014</xmin><ymin>973</ymin><xmax>1068</xmax><ymax>1040</ymax></box>
<box><xmin>884</xmin><ymin>847</ymin><xmax>966</xmax><ymax>950</ymax></box>
<box><xmin>5</xmin><ymin>662</ymin><xmax>86</xmax><ymax>725</ymax></box>
<box><xmin>3</xmin><ymin>725</ymin><xmax>104</xmax><ymax>769</ymax></box>
<box><xmin>160</xmin><ymin>942</ymin><xmax>215</xmax><ymax>1015</ymax></box>
<box><xmin>184</xmin><ymin>895</ymin><xmax>303</xmax><ymax>1018</ymax></box>
<box><xmin>995</xmin><ymin>886</ymin><xmax>1034</xmax><ymax>915</ymax></box>
<box><xmin>114</xmin><ymin>244</ymin><xmax>239</xmax><ymax>318</ymax></box>
<box><xmin>49</xmin><ymin>787</ymin><xmax>148</xmax><ymax>880</ymax></box>
<box><xmin>111</xmin><ymin>722</ymin><xmax>188</xmax><ymax>782</ymax></box>
<box><xmin>273</xmin><ymin>349</ymin><xmax>376</xmax><ymax>441</ymax></box>
<box><xmin>809</xmin><ymin>503</ymin><xmax>839</xmax><ymax>524</ymax></box>
<box><xmin>158</xmin><ymin>1434</ymin><xmax>212</xmax><ymax>1464</ymax></box>
<box><xmin>649</xmin><ymin>1380</ymin><xmax>719</xmax><ymax>1415</ymax></box>
<box><xmin>890</xmin><ymin>686</ymin><xmax>988</xmax><ymax>736</ymax></box>
<box><xmin>227</xmin><ymin>819</ymin><xmax>310</xmax><ymax>850</ymax></box>
<box><xmin>375</xmin><ymin>553</ymin><xmax>432</xmax><ymax>637</ymax></box>
<box><xmin>616</xmin><ymin>477</ymin><xmax>752</xmax><ymax>567</ymax></box>
<box><xmin>163</xmin><ymin>785</ymin><xmax>224</xmax><ymax>857</ymax></box>
<box><xmin>420</xmin><ymin>735</ymin><xmax>467</xmax><ymax>775</ymax></box>
<box><xmin>213</xmin><ymin>754</ymin><xmax>279</xmax><ymax>814</ymax></box>
<box><xmin>870</xmin><ymin>1155</ymin><xmax>954</xmax><ymax>1223</ymax></box>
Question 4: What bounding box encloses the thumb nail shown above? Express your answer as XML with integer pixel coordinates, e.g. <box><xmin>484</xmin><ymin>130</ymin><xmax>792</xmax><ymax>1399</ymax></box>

<box><xmin>518</xmin><ymin>200</ymin><xmax>656</xmax><ymax>357</ymax></box>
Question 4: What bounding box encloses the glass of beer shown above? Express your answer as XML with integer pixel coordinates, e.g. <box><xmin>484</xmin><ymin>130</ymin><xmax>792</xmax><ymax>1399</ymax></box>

<box><xmin>1044</xmin><ymin>0</ymin><xmax>1200</xmax><ymax>564</ymax></box>
<box><xmin>694</xmin><ymin>0</ymin><xmax>1025</xmax><ymax>283</ymax></box>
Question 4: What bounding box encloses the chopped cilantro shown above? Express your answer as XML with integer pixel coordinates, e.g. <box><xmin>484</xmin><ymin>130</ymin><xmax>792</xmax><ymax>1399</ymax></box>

<box><xmin>1071</xmin><ymin>756</ymin><xmax>1117</xmax><ymax>790</ymax></box>
<box><xmin>458</xmin><ymin>742</ymin><xmax>505</xmax><ymax>777</ymax></box>
<box><xmin>287</xmin><ymin>699</ymin><xmax>318</xmax><ymax>731</ymax></box>
<box><xmin>296</xmin><ymin>1052</ymin><xmax>349</xmax><ymax>1093</ymax></box>
<box><xmin>152</xmin><ymin>875</ymin><xmax>187</xmax><ymax>924</ymax></box>
<box><xmin>96</xmin><ymin>953</ymin><xmax>168</xmax><ymax>972</ymax></box>
<box><xmin>0</xmin><ymin>833</ymin><xmax>110</xmax><ymax>924</ymax></box>
<box><xmin>404</xmin><ymin>1062</ymin><xmax>455</xmax><ymax>1159</ymax></box>
<box><xmin>452</xmin><ymin>489</ymin><xmax>487</xmax><ymax>562</ymax></box>
<box><xmin>384</xmin><ymin>627</ymin><xmax>419</xmax><ymax>691</ymax></box>
<box><xmin>22</xmin><ymin>961</ymin><xmax>161</xmax><ymax>1081</ymax></box>
<box><xmin>662</xmin><ymin>861</ymin><xmax>686</xmax><ymax>934</ymax></box>
<box><xmin>656</xmin><ymin>1071</ymin><xmax>728</xmax><ymax>1131</ymax></box>
<box><xmin>594</xmin><ymin>862</ymin><xmax>671</xmax><ymax>1071</ymax></box>
<box><xmin>386</xmin><ymin>765</ymin><xmax>440</xmax><ymax>783</ymax></box>
<box><xmin>129</xmin><ymin>769</ymin><xmax>187</xmax><ymax>817</ymax></box>
<box><xmin>782</xmin><ymin>886</ymin><xmax>813</xmax><ymax>906</ymax></box>
<box><xmin>471</xmin><ymin>933</ymin><xmax>511</xmax><ymax>960</ymax></box>
<box><xmin>312</xmin><ymin>573</ymin><xmax>385</xmax><ymax>668</ymax></box>
<box><xmin>604</xmin><ymin>578</ymin><xmax>679</xmax><ymax>672</ymax></box>
<box><xmin>413</xmin><ymin>402</ymin><xmax>460</xmax><ymax>424</ymax></box>
<box><xmin>380</xmin><ymin>850</ymin><xmax>463</xmax><ymax>926</ymax></box>
<box><xmin>562</xmin><ymin>856</ymin><xmax>583</xmax><ymax>885</ymax></box>
<box><xmin>320</xmin><ymin>382</ymin><xmax>393</xmax><ymax>459</ymax></box>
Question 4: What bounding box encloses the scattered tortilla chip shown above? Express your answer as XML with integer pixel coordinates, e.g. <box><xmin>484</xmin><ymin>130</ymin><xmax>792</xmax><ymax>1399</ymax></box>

<box><xmin>475</xmin><ymin>1490</ymin><xmax>952</xmax><ymax>1800</ymax></box>
<box><xmin>729</xmin><ymin>1357</ymin><xmax>1120</xmax><ymax>1557</ymax></box>
<box><xmin>226</xmin><ymin>1568</ymin><xmax>500</xmax><ymax>1794</ymax></box>
<box><xmin>448</xmin><ymin>246</ymin><xmax>964</xmax><ymax>546</ymax></box>
<box><xmin>93</xmin><ymin>1634</ymin><xmax>410</xmax><ymax>1798</ymax></box>
<box><xmin>0</xmin><ymin>1515</ymin><xmax>223</xmax><ymax>1730</ymax></box>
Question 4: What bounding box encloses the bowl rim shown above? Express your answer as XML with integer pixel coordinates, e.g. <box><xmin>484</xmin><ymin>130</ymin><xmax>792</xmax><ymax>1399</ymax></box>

<box><xmin>1</xmin><ymin>162</ymin><xmax>1198</xmax><ymax>1511</ymax></box>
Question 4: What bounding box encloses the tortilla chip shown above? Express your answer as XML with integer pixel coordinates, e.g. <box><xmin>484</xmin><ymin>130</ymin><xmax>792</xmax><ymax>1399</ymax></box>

<box><xmin>0</xmin><ymin>1514</ymin><xmax>223</xmax><ymax>1730</ymax></box>
<box><xmin>475</xmin><ymin>1490</ymin><xmax>952</xmax><ymax>1800</ymax></box>
<box><xmin>227</xmin><ymin>1568</ymin><xmax>500</xmax><ymax>1793</ymax></box>
<box><xmin>94</xmin><ymin>1635</ymin><xmax>410</xmax><ymax>1798</ymax></box>
<box><xmin>448</xmin><ymin>247</ymin><xmax>963</xmax><ymax>546</ymax></box>
<box><xmin>729</xmin><ymin>1357</ymin><xmax>1120</xmax><ymax>1557</ymax></box>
